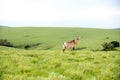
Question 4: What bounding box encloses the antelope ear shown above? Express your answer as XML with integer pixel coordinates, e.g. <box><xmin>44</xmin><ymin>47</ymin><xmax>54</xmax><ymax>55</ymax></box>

<box><xmin>77</xmin><ymin>36</ymin><xmax>80</xmax><ymax>40</ymax></box>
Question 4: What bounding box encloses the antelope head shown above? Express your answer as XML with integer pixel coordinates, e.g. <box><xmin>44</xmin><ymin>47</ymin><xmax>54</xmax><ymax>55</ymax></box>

<box><xmin>74</xmin><ymin>36</ymin><xmax>80</xmax><ymax>40</ymax></box>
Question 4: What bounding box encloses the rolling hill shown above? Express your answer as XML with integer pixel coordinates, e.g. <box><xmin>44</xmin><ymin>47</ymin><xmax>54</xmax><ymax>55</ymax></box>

<box><xmin>0</xmin><ymin>27</ymin><xmax>120</xmax><ymax>50</ymax></box>
<box><xmin>0</xmin><ymin>27</ymin><xmax>120</xmax><ymax>80</ymax></box>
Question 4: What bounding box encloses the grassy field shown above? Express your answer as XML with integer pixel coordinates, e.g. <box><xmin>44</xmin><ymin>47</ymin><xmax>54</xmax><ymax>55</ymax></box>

<box><xmin>0</xmin><ymin>27</ymin><xmax>120</xmax><ymax>80</ymax></box>
<box><xmin>0</xmin><ymin>46</ymin><xmax>120</xmax><ymax>80</ymax></box>
<box><xmin>0</xmin><ymin>27</ymin><xmax>120</xmax><ymax>50</ymax></box>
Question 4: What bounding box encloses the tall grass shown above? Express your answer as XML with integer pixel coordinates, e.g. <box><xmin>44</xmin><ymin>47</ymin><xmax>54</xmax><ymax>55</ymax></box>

<box><xmin>0</xmin><ymin>46</ymin><xmax>120</xmax><ymax>80</ymax></box>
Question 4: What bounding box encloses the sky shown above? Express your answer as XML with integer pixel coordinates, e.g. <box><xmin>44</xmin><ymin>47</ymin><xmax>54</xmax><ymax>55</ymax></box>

<box><xmin>0</xmin><ymin>0</ymin><xmax>120</xmax><ymax>29</ymax></box>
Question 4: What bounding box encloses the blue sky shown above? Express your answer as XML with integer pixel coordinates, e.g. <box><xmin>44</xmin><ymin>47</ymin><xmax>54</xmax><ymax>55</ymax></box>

<box><xmin>0</xmin><ymin>0</ymin><xmax>120</xmax><ymax>29</ymax></box>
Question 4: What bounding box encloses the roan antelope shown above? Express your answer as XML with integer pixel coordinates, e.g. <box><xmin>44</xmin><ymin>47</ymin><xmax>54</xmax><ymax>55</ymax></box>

<box><xmin>63</xmin><ymin>36</ymin><xmax>79</xmax><ymax>52</ymax></box>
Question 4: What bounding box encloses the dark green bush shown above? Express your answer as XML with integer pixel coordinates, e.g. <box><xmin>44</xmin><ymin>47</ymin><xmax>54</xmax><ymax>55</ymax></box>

<box><xmin>102</xmin><ymin>42</ymin><xmax>114</xmax><ymax>51</ymax></box>
<box><xmin>0</xmin><ymin>39</ymin><xmax>13</xmax><ymax>47</ymax></box>
<box><xmin>111</xmin><ymin>41</ymin><xmax>119</xmax><ymax>47</ymax></box>
<box><xmin>24</xmin><ymin>45</ymin><xmax>30</xmax><ymax>49</ymax></box>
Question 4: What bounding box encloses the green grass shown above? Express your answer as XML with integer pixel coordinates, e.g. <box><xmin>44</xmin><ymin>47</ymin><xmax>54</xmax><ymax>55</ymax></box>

<box><xmin>0</xmin><ymin>27</ymin><xmax>120</xmax><ymax>80</ymax></box>
<box><xmin>0</xmin><ymin>27</ymin><xmax>120</xmax><ymax>50</ymax></box>
<box><xmin>0</xmin><ymin>46</ymin><xmax>120</xmax><ymax>80</ymax></box>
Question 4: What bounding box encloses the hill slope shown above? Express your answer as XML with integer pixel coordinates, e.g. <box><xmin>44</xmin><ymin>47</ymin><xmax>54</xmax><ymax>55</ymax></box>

<box><xmin>0</xmin><ymin>27</ymin><xmax>120</xmax><ymax>80</ymax></box>
<box><xmin>0</xmin><ymin>27</ymin><xmax>120</xmax><ymax>50</ymax></box>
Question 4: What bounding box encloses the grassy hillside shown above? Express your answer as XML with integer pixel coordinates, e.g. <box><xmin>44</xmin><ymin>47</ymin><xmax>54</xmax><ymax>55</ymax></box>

<box><xmin>0</xmin><ymin>46</ymin><xmax>120</xmax><ymax>80</ymax></box>
<box><xmin>0</xmin><ymin>27</ymin><xmax>120</xmax><ymax>80</ymax></box>
<box><xmin>0</xmin><ymin>27</ymin><xmax>120</xmax><ymax>50</ymax></box>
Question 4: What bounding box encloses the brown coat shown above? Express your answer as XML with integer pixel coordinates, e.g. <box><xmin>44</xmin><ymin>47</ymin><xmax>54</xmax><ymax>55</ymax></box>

<box><xmin>63</xmin><ymin>37</ymin><xmax>79</xmax><ymax>52</ymax></box>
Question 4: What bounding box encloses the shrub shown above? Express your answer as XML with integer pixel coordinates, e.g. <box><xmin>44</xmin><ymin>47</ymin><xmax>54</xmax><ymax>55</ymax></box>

<box><xmin>111</xmin><ymin>41</ymin><xmax>119</xmax><ymax>48</ymax></box>
<box><xmin>106</xmin><ymin>37</ymin><xmax>109</xmax><ymax>39</ymax></box>
<box><xmin>24</xmin><ymin>45</ymin><xmax>30</xmax><ymax>49</ymax></box>
<box><xmin>0</xmin><ymin>39</ymin><xmax>13</xmax><ymax>47</ymax></box>
<box><xmin>102</xmin><ymin>42</ymin><xmax>114</xmax><ymax>51</ymax></box>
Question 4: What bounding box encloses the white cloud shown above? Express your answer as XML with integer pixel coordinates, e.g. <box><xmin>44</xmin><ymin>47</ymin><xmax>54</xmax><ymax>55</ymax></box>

<box><xmin>0</xmin><ymin>0</ymin><xmax>56</xmax><ymax>23</ymax></box>
<box><xmin>0</xmin><ymin>0</ymin><xmax>120</xmax><ymax>28</ymax></box>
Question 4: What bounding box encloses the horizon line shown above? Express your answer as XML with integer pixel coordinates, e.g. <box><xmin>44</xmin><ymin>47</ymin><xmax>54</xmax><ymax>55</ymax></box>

<box><xmin>0</xmin><ymin>25</ymin><xmax>119</xmax><ymax>29</ymax></box>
